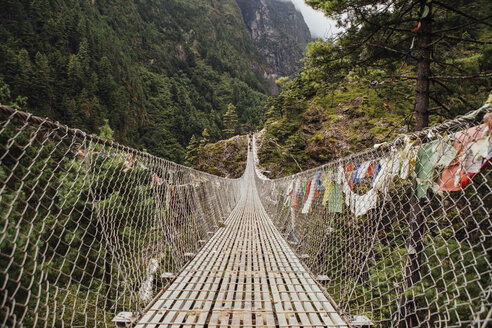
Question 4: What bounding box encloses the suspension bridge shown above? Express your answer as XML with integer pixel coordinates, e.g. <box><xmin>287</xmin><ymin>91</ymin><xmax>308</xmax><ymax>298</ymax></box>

<box><xmin>0</xmin><ymin>103</ymin><xmax>491</xmax><ymax>328</ymax></box>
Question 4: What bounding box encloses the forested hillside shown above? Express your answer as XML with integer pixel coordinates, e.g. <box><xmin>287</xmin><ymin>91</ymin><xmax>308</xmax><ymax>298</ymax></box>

<box><xmin>0</xmin><ymin>0</ymin><xmax>276</xmax><ymax>162</ymax></box>
<box><xmin>256</xmin><ymin>0</ymin><xmax>492</xmax><ymax>177</ymax></box>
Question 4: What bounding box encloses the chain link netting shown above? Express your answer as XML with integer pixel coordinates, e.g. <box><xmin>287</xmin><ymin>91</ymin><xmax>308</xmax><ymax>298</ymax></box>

<box><xmin>1</xmin><ymin>102</ymin><xmax>491</xmax><ymax>328</ymax></box>
<box><xmin>256</xmin><ymin>104</ymin><xmax>491</xmax><ymax>328</ymax></box>
<box><xmin>0</xmin><ymin>105</ymin><xmax>242</xmax><ymax>327</ymax></box>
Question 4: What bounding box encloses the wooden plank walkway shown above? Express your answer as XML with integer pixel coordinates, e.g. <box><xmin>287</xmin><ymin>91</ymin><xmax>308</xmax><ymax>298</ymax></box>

<box><xmin>135</xmin><ymin>152</ymin><xmax>348</xmax><ymax>328</ymax></box>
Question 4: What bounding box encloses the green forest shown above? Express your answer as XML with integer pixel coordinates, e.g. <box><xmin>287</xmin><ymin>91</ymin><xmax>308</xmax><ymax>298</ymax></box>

<box><xmin>3</xmin><ymin>1</ymin><xmax>489</xmax><ymax>175</ymax></box>
<box><xmin>257</xmin><ymin>0</ymin><xmax>492</xmax><ymax>177</ymax></box>
<box><xmin>0</xmin><ymin>0</ymin><xmax>270</xmax><ymax>162</ymax></box>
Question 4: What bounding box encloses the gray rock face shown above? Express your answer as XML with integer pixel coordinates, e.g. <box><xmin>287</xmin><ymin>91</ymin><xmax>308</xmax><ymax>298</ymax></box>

<box><xmin>236</xmin><ymin>0</ymin><xmax>312</xmax><ymax>77</ymax></box>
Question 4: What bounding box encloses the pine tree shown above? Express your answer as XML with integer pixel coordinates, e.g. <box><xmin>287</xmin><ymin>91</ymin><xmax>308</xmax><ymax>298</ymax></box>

<box><xmin>185</xmin><ymin>134</ymin><xmax>199</xmax><ymax>166</ymax></box>
<box><xmin>32</xmin><ymin>52</ymin><xmax>53</xmax><ymax>113</ymax></box>
<box><xmin>304</xmin><ymin>2</ymin><xmax>492</xmax><ymax>326</ymax></box>
<box><xmin>306</xmin><ymin>0</ymin><xmax>492</xmax><ymax>130</ymax></box>
<box><xmin>199</xmin><ymin>128</ymin><xmax>209</xmax><ymax>151</ymax></box>
<box><xmin>98</xmin><ymin>119</ymin><xmax>114</xmax><ymax>140</ymax></box>
<box><xmin>223</xmin><ymin>103</ymin><xmax>239</xmax><ymax>138</ymax></box>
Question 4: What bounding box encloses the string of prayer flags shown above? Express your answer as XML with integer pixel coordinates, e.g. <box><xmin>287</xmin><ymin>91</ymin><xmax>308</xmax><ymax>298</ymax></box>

<box><xmin>302</xmin><ymin>116</ymin><xmax>490</xmax><ymax>216</ymax></box>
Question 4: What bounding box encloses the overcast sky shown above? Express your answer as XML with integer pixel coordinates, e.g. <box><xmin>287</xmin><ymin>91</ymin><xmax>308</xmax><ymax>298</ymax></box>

<box><xmin>283</xmin><ymin>0</ymin><xmax>341</xmax><ymax>39</ymax></box>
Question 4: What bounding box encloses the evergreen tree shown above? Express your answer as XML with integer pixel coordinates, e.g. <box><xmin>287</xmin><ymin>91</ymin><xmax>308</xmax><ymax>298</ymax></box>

<box><xmin>304</xmin><ymin>2</ymin><xmax>492</xmax><ymax>327</ymax></box>
<box><xmin>306</xmin><ymin>0</ymin><xmax>492</xmax><ymax>130</ymax></box>
<box><xmin>223</xmin><ymin>103</ymin><xmax>239</xmax><ymax>138</ymax></box>
<box><xmin>199</xmin><ymin>128</ymin><xmax>210</xmax><ymax>151</ymax></box>
<box><xmin>0</xmin><ymin>0</ymin><xmax>269</xmax><ymax>163</ymax></box>
<box><xmin>31</xmin><ymin>52</ymin><xmax>52</xmax><ymax>115</ymax></box>
<box><xmin>185</xmin><ymin>134</ymin><xmax>199</xmax><ymax>166</ymax></box>
<box><xmin>98</xmin><ymin>119</ymin><xmax>114</xmax><ymax>141</ymax></box>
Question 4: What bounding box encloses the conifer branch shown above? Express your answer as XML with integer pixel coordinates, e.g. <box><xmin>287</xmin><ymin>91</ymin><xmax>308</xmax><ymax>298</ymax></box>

<box><xmin>434</xmin><ymin>15</ymin><xmax>492</xmax><ymax>33</ymax></box>
<box><xmin>433</xmin><ymin>1</ymin><xmax>492</xmax><ymax>28</ymax></box>
<box><xmin>439</xmin><ymin>35</ymin><xmax>492</xmax><ymax>44</ymax></box>
<box><xmin>431</xmin><ymin>79</ymin><xmax>476</xmax><ymax>110</ymax></box>
<box><xmin>430</xmin><ymin>73</ymin><xmax>492</xmax><ymax>80</ymax></box>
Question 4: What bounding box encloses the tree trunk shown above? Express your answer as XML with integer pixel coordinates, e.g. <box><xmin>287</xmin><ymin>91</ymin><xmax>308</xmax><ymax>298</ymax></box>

<box><xmin>415</xmin><ymin>2</ymin><xmax>432</xmax><ymax>131</ymax></box>
<box><xmin>398</xmin><ymin>3</ymin><xmax>433</xmax><ymax>327</ymax></box>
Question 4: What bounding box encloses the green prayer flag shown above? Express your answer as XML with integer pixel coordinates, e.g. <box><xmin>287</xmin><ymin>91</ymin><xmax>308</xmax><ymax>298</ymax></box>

<box><xmin>415</xmin><ymin>140</ymin><xmax>438</xmax><ymax>198</ymax></box>
<box><xmin>328</xmin><ymin>183</ymin><xmax>343</xmax><ymax>213</ymax></box>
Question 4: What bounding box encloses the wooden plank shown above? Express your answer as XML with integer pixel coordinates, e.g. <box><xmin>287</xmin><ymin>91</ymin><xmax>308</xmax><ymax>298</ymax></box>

<box><xmin>135</xmin><ymin>154</ymin><xmax>348</xmax><ymax>328</ymax></box>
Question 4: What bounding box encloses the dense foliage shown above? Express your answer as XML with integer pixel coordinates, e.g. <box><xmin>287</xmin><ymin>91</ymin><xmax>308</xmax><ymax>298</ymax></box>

<box><xmin>256</xmin><ymin>0</ymin><xmax>491</xmax><ymax>177</ymax></box>
<box><xmin>0</xmin><ymin>0</ymin><xmax>270</xmax><ymax>162</ymax></box>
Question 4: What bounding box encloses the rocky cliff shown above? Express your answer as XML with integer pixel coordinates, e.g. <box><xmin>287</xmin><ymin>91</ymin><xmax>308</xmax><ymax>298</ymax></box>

<box><xmin>236</xmin><ymin>0</ymin><xmax>312</xmax><ymax>78</ymax></box>
<box><xmin>194</xmin><ymin>135</ymin><xmax>248</xmax><ymax>178</ymax></box>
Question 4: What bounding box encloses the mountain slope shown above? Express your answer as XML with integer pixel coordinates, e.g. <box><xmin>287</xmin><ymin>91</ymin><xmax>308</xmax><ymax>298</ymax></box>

<box><xmin>0</xmin><ymin>0</ymin><xmax>272</xmax><ymax>162</ymax></box>
<box><xmin>237</xmin><ymin>0</ymin><xmax>312</xmax><ymax>78</ymax></box>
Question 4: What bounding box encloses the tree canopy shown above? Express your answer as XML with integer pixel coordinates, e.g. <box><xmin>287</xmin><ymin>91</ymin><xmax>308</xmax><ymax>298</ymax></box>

<box><xmin>0</xmin><ymin>0</ymin><xmax>269</xmax><ymax>162</ymax></box>
<box><xmin>306</xmin><ymin>0</ymin><xmax>492</xmax><ymax>129</ymax></box>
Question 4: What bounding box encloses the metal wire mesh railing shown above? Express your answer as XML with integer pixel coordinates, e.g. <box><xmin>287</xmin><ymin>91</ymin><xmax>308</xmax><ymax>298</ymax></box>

<box><xmin>0</xmin><ymin>105</ymin><xmax>242</xmax><ymax>327</ymax></box>
<box><xmin>255</xmin><ymin>103</ymin><xmax>491</xmax><ymax>328</ymax></box>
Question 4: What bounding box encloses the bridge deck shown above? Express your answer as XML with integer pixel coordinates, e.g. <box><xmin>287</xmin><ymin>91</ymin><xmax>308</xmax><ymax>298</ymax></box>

<box><xmin>135</xmin><ymin>153</ymin><xmax>347</xmax><ymax>328</ymax></box>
